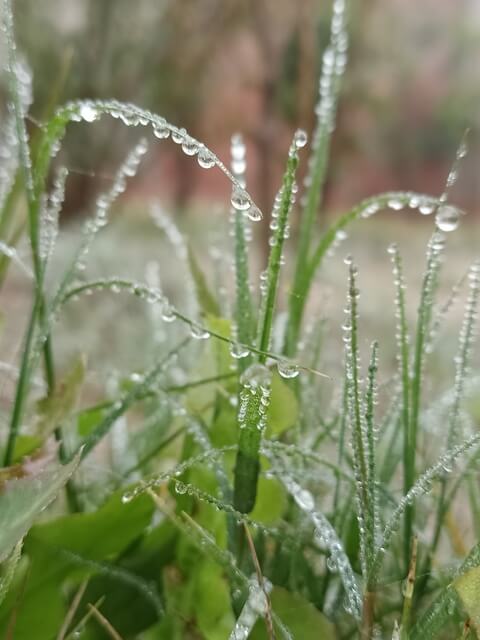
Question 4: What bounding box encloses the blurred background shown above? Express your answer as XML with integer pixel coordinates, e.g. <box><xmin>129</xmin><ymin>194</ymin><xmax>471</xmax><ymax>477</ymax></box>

<box><xmin>2</xmin><ymin>0</ymin><xmax>480</xmax><ymax>220</ymax></box>
<box><xmin>1</xmin><ymin>0</ymin><xmax>479</xmax><ymax>384</ymax></box>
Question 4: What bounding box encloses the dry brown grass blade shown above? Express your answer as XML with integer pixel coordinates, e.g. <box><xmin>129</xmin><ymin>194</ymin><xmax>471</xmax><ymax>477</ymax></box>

<box><xmin>56</xmin><ymin>579</ymin><xmax>89</xmax><ymax>640</ymax></box>
<box><xmin>243</xmin><ymin>522</ymin><xmax>276</xmax><ymax>640</ymax></box>
<box><xmin>88</xmin><ymin>603</ymin><xmax>124</xmax><ymax>640</ymax></box>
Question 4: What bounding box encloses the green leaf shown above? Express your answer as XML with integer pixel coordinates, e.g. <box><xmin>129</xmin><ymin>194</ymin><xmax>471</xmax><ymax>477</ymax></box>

<box><xmin>0</xmin><ymin>453</ymin><xmax>80</xmax><ymax>562</ymax></box>
<box><xmin>193</xmin><ymin>561</ymin><xmax>235</xmax><ymax>639</ymax></box>
<box><xmin>187</xmin><ymin>244</ymin><xmax>220</xmax><ymax>317</ymax></box>
<box><xmin>250</xmin><ymin>587</ymin><xmax>336</xmax><ymax>639</ymax></box>
<box><xmin>0</xmin><ymin>489</ymin><xmax>155</xmax><ymax>640</ymax></box>
<box><xmin>36</xmin><ymin>354</ymin><xmax>86</xmax><ymax>436</ymax></box>
<box><xmin>250</xmin><ymin>474</ymin><xmax>287</xmax><ymax>524</ymax></box>
<box><xmin>11</xmin><ymin>434</ymin><xmax>43</xmax><ymax>462</ymax></box>
<box><xmin>77</xmin><ymin>404</ymin><xmax>109</xmax><ymax>438</ymax></box>
<box><xmin>27</xmin><ymin>488</ymin><xmax>154</xmax><ymax>560</ymax></box>
<box><xmin>454</xmin><ymin>565</ymin><xmax>480</xmax><ymax>633</ymax></box>
<box><xmin>0</xmin><ymin>541</ymin><xmax>22</xmax><ymax>606</ymax></box>
<box><xmin>266</xmin><ymin>372</ymin><xmax>298</xmax><ymax>436</ymax></box>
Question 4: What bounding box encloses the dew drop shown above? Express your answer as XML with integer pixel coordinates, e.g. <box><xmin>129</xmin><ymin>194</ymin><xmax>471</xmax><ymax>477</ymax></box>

<box><xmin>190</xmin><ymin>324</ymin><xmax>210</xmax><ymax>340</ymax></box>
<box><xmin>245</xmin><ymin>204</ymin><xmax>262</xmax><ymax>222</ymax></box>
<box><xmin>277</xmin><ymin>360</ymin><xmax>300</xmax><ymax>379</ymax></box>
<box><xmin>161</xmin><ymin>302</ymin><xmax>176</xmax><ymax>322</ymax></box>
<box><xmin>294</xmin><ymin>129</ymin><xmax>308</xmax><ymax>149</ymax></box>
<box><xmin>197</xmin><ymin>146</ymin><xmax>215</xmax><ymax>169</ymax></box>
<box><xmin>175</xmin><ymin>481</ymin><xmax>188</xmax><ymax>495</ymax></box>
<box><xmin>419</xmin><ymin>202</ymin><xmax>434</xmax><ymax>215</ymax></box>
<box><xmin>172</xmin><ymin>128</ymin><xmax>186</xmax><ymax>144</ymax></box>
<box><xmin>231</xmin><ymin>186</ymin><xmax>251</xmax><ymax>212</ymax></box>
<box><xmin>387</xmin><ymin>198</ymin><xmax>403</xmax><ymax>211</ymax></box>
<box><xmin>79</xmin><ymin>102</ymin><xmax>99</xmax><ymax>122</ymax></box>
<box><xmin>181</xmin><ymin>137</ymin><xmax>199</xmax><ymax>156</ymax></box>
<box><xmin>121</xmin><ymin>491</ymin><xmax>134</xmax><ymax>504</ymax></box>
<box><xmin>435</xmin><ymin>204</ymin><xmax>461</xmax><ymax>233</ymax></box>
<box><xmin>230</xmin><ymin>343</ymin><xmax>250</xmax><ymax>359</ymax></box>
<box><xmin>294</xmin><ymin>488</ymin><xmax>315</xmax><ymax>511</ymax></box>
<box><xmin>153</xmin><ymin>122</ymin><xmax>170</xmax><ymax>139</ymax></box>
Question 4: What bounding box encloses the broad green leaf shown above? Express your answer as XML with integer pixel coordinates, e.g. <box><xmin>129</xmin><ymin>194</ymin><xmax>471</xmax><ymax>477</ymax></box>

<box><xmin>266</xmin><ymin>372</ymin><xmax>299</xmax><ymax>436</ymax></box>
<box><xmin>77</xmin><ymin>404</ymin><xmax>109</xmax><ymax>438</ymax></box>
<box><xmin>0</xmin><ymin>540</ymin><xmax>22</xmax><ymax>606</ymax></box>
<box><xmin>0</xmin><ymin>489</ymin><xmax>155</xmax><ymax>640</ymax></box>
<box><xmin>36</xmin><ymin>354</ymin><xmax>86</xmax><ymax>436</ymax></box>
<box><xmin>0</xmin><ymin>452</ymin><xmax>80</xmax><ymax>562</ymax></box>
<box><xmin>12</xmin><ymin>434</ymin><xmax>43</xmax><ymax>462</ymax></box>
<box><xmin>250</xmin><ymin>587</ymin><xmax>336</xmax><ymax>639</ymax></box>
<box><xmin>250</xmin><ymin>475</ymin><xmax>287</xmax><ymax>524</ymax></box>
<box><xmin>187</xmin><ymin>244</ymin><xmax>220</xmax><ymax>317</ymax></box>
<box><xmin>193</xmin><ymin>560</ymin><xmax>235</xmax><ymax>639</ymax></box>
<box><xmin>454</xmin><ymin>565</ymin><xmax>480</xmax><ymax>632</ymax></box>
<box><xmin>27</xmin><ymin>488</ymin><xmax>154</xmax><ymax>560</ymax></box>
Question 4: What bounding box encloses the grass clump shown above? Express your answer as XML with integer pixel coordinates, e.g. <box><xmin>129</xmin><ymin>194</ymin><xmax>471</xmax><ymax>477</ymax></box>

<box><xmin>0</xmin><ymin>0</ymin><xmax>479</xmax><ymax>639</ymax></box>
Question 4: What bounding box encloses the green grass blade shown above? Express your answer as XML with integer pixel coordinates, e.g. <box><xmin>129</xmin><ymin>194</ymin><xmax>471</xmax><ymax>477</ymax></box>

<box><xmin>284</xmin><ymin>191</ymin><xmax>446</xmax><ymax>356</ymax></box>
<box><xmin>404</xmin><ymin>230</ymin><xmax>445</xmax><ymax>567</ymax></box>
<box><xmin>233</xmin><ymin>365</ymin><xmax>272</xmax><ymax>513</ymax></box>
<box><xmin>290</xmin><ymin>0</ymin><xmax>349</xmax><ymax>352</ymax></box>
<box><xmin>230</xmin><ymin>134</ymin><xmax>254</xmax><ymax>369</ymax></box>
<box><xmin>257</xmin><ymin>132</ymin><xmax>304</xmax><ymax>360</ymax></box>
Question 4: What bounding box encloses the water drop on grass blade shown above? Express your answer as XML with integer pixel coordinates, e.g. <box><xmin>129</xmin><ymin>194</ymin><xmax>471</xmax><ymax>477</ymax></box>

<box><xmin>190</xmin><ymin>325</ymin><xmax>210</xmax><ymax>340</ymax></box>
<box><xmin>197</xmin><ymin>146</ymin><xmax>215</xmax><ymax>169</ymax></box>
<box><xmin>294</xmin><ymin>128</ymin><xmax>308</xmax><ymax>148</ymax></box>
<box><xmin>277</xmin><ymin>360</ymin><xmax>299</xmax><ymax>379</ymax></box>
<box><xmin>79</xmin><ymin>102</ymin><xmax>99</xmax><ymax>122</ymax></box>
<box><xmin>436</xmin><ymin>204</ymin><xmax>461</xmax><ymax>232</ymax></box>
<box><xmin>231</xmin><ymin>186</ymin><xmax>251</xmax><ymax>211</ymax></box>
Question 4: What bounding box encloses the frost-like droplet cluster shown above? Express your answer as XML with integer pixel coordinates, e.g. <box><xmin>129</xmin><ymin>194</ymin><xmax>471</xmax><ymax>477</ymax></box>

<box><xmin>228</xmin><ymin>576</ymin><xmax>272</xmax><ymax>640</ymax></box>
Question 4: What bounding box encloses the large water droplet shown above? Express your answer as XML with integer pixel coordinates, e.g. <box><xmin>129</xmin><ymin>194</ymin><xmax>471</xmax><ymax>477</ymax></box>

<box><xmin>197</xmin><ymin>146</ymin><xmax>215</xmax><ymax>169</ymax></box>
<box><xmin>79</xmin><ymin>103</ymin><xmax>99</xmax><ymax>123</ymax></box>
<box><xmin>153</xmin><ymin>122</ymin><xmax>170</xmax><ymax>139</ymax></box>
<box><xmin>240</xmin><ymin>363</ymin><xmax>271</xmax><ymax>388</ymax></box>
<box><xmin>181</xmin><ymin>137</ymin><xmax>199</xmax><ymax>156</ymax></box>
<box><xmin>121</xmin><ymin>491</ymin><xmax>134</xmax><ymax>504</ymax></box>
<box><xmin>436</xmin><ymin>204</ymin><xmax>461</xmax><ymax>232</ymax></box>
<box><xmin>230</xmin><ymin>343</ymin><xmax>250</xmax><ymax>359</ymax></box>
<box><xmin>190</xmin><ymin>324</ymin><xmax>210</xmax><ymax>340</ymax></box>
<box><xmin>294</xmin><ymin>129</ymin><xmax>308</xmax><ymax>149</ymax></box>
<box><xmin>277</xmin><ymin>360</ymin><xmax>299</xmax><ymax>379</ymax></box>
<box><xmin>387</xmin><ymin>198</ymin><xmax>403</xmax><ymax>211</ymax></box>
<box><xmin>161</xmin><ymin>302</ymin><xmax>176</xmax><ymax>322</ymax></box>
<box><xmin>231</xmin><ymin>186</ymin><xmax>251</xmax><ymax>212</ymax></box>
<box><xmin>245</xmin><ymin>205</ymin><xmax>262</xmax><ymax>222</ymax></box>
<box><xmin>294</xmin><ymin>488</ymin><xmax>315</xmax><ymax>511</ymax></box>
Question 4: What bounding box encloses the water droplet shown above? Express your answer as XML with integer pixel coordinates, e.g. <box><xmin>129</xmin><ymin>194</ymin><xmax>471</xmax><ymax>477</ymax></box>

<box><xmin>294</xmin><ymin>129</ymin><xmax>308</xmax><ymax>149</ymax></box>
<box><xmin>190</xmin><ymin>324</ymin><xmax>210</xmax><ymax>340</ymax></box>
<box><xmin>79</xmin><ymin>102</ymin><xmax>99</xmax><ymax>122</ymax></box>
<box><xmin>294</xmin><ymin>488</ymin><xmax>315</xmax><ymax>511</ymax></box>
<box><xmin>231</xmin><ymin>186</ymin><xmax>251</xmax><ymax>212</ymax></box>
<box><xmin>435</xmin><ymin>204</ymin><xmax>461</xmax><ymax>232</ymax></box>
<box><xmin>175</xmin><ymin>481</ymin><xmax>188</xmax><ymax>495</ymax></box>
<box><xmin>172</xmin><ymin>128</ymin><xmax>186</xmax><ymax>144</ymax></box>
<box><xmin>240</xmin><ymin>363</ymin><xmax>271</xmax><ymax>388</ymax></box>
<box><xmin>245</xmin><ymin>204</ymin><xmax>262</xmax><ymax>222</ymax></box>
<box><xmin>387</xmin><ymin>198</ymin><xmax>403</xmax><ymax>211</ymax></box>
<box><xmin>230</xmin><ymin>343</ymin><xmax>250</xmax><ymax>359</ymax></box>
<box><xmin>277</xmin><ymin>360</ymin><xmax>299</xmax><ymax>379</ymax></box>
<box><xmin>153</xmin><ymin>122</ymin><xmax>170</xmax><ymax>139</ymax></box>
<box><xmin>181</xmin><ymin>137</ymin><xmax>198</xmax><ymax>156</ymax></box>
<box><xmin>419</xmin><ymin>201</ymin><xmax>434</xmax><ymax>215</ymax></box>
<box><xmin>121</xmin><ymin>491</ymin><xmax>134</xmax><ymax>504</ymax></box>
<box><xmin>197</xmin><ymin>146</ymin><xmax>215</xmax><ymax>169</ymax></box>
<box><xmin>161</xmin><ymin>302</ymin><xmax>176</xmax><ymax>322</ymax></box>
